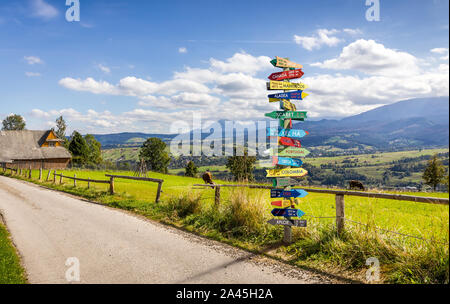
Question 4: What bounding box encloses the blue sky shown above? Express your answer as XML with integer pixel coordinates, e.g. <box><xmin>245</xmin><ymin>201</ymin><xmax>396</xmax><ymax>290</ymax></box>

<box><xmin>0</xmin><ymin>0</ymin><xmax>448</xmax><ymax>134</ymax></box>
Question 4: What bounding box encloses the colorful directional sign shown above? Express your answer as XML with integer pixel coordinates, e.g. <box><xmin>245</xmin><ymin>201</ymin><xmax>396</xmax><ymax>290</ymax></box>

<box><xmin>266</xmin><ymin>168</ymin><xmax>308</xmax><ymax>178</ymax></box>
<box><xmin>267</xmin><ymin>219</ymin><xmax>307</xmax><ymax>227</ymax></box>
<box><xmin>267</xmin><ymin>128</ymin><xmax>309</xmax><ymax>138</ymax></box>
<box><xmin>272</xmin><ymin>156</ymin><xmax>303</xmax><ymax>167</ymax></box>
<box><xmin>279</xmin><ymin>137</ymin><xmax>302</xmax><ymax>148</ymax></box>
<box><xmin>272</xmin><ymin>177</ymin><xmax>299</xmax><ymax>187</ymax></box>
<box><xmin>268</xmin><ymin>91</ymin><xmax>309</xmax><ymax>100</ymax></box>
<box><xmin>281</xmin><ymin>99</ymin><xmax>296</xmax><ymax>111</ymax></box>
<box><xmin>271</xmin><ymin>208</ymin><xmax>305</xmax><ymax>218</ymax></box>
<box><xmin>265</xmin><ymin>111</ymin><xmax>307</xmax><ymax>120</ymax></box>
<box><xmin>266</xmin><ymin>147</ymin><xmax>311</xmax><ymax>157</ymax></box>
<box><xmin>271</xmin><ymin>200</ymin><xmax>294</xmax><ymax>208</ymax></box>
<box><xmin>267</xmin><ymin>81</ymin><xmax>308</xmax><ymax>91</ymax></box>
<box><xmin>271</xmin><ymin>189</ymin><xmax>309</xmax><ymax>199</ymax></box>
<box><xmin>270</xmin><ymin>57</ymin><xmax>303</xmax><ymax>69</ymax></box>
<box><xmin>268</xmin><ymin>69</ymin><xmax>304</xmax><ymax>81</ymax></box>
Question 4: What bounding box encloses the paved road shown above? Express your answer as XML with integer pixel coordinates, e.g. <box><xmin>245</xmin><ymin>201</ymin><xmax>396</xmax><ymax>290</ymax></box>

<box><xmin>0</xmin><ymin>175</ymin><xmax>335</xmax><ymax>284</ymax></box>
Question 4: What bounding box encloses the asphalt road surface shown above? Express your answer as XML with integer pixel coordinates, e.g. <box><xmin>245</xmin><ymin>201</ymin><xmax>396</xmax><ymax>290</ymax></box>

<box><xmin>0</xmin><ymin>175</ymin><xmax>336</xmax><ymax>284</ymax></box>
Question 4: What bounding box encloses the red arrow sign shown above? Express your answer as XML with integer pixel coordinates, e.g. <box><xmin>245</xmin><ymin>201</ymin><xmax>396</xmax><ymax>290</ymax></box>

<box><xmin>268</xmin><ymin>69</ymin><xmax>304</xmax><ymax>81</ymax></box>
<box><xmin>279</xmin><ymin>137</ymin><xmax>302</xmax><ymax>148</ymax></box>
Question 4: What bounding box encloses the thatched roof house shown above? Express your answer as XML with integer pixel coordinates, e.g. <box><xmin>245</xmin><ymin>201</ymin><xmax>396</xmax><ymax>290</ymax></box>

<box><xmin>0</xmin><ymin>130</ymin><xmax>72</xmax><ymax>169</ymax></box>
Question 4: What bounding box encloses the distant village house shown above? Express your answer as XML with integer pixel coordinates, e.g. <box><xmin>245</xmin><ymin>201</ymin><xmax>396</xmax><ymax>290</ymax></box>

<box><xmin>0</xmin><ymin>130</ymin><xmax>72</xmax><ymax>169</ymax></box>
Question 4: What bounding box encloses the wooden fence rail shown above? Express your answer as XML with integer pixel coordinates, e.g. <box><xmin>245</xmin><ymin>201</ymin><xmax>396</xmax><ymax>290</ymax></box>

<box><xmin>193</xmin><ymin>184</ymin><xmax>449</xmax><ymax>236</ymax></box>
<box><xmin>53</xmin><ymin>172</ymin><xmax>111</xmax><ymax>191</ymax></box>
<box><xmin>105</xmin><ymin>174</ymin><xmax>164</xmax><ymax>203</ymax></box>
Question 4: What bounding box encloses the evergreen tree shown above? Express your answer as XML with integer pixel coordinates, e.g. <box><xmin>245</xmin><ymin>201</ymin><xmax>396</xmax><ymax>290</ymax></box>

<box><xmin>53</xmin><ymin>116</ymin><xmax>68</xmax><ymax>147</ymax></box>
<box><xmin>422</xmin><ymin>154</ymin><xmax>446</xmax><ymax>191</ymax></box>
<box><xmin>139</xmin><ymin>138</ymin><xmax>171</xmax><ymax>173</ymax></box>
<box><xmin>84</xmin><ymin>134</ymin><xmax>103</xmax><ymax>165</ymax></box>
<box><xmin>226</xmin><ymin>147</ymin><xmax>256</xmax><ymax>182</ymax></box>
<box><xmin>185</xmin><ymin>161</ymin><xmax>198</xmax><ymax>177</ymax></box>
<box><xmin>68</xmin><ymin>131</ymin><xmax>89</xmax><ymax>165</ymax></box>
<box><xmin>2</xmin><ymin>114</ymin><xmax>26</xmax><ymax>130</ymax></box>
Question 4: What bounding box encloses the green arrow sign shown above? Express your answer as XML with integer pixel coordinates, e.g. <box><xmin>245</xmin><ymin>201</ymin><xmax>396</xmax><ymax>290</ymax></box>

<box><xmin>265</xmin><ymin>111</ymin><xmax>307</xmax><ymax>121</ymax></box>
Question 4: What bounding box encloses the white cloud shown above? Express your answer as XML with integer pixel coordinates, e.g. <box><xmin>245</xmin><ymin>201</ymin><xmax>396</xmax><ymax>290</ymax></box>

<box><xmin>294</xmin><ymin>29</ymin><xmax>342</xmax><ymax>51</ymax></box>
<box><xmin>97</xmin><ymin>64</ymin><xmax>111</xmax><ymax>74</ymax></box>
<box><xmin>343</xmin><ymin>28</ymin><xmax>363</xmax><ymax>35</ymax></box>
<box><xmin>59</xmin><ymin>77</ymin><xmax>120</xmax><ymax>95</ymax></box>
<box><xmin>209</xmin><ymin>52</ymin><xmax>272</xmax><ymax>75</ymax></box>
<box><xmin>25</xmin><ymin>71</ymin><xmax>41</xmax><ymax>77</ymax></box>
<box><xmin>178</xmin><ymin>47</ymin><xmax>187</xmax><ymax>53</ymax></box>
<box><xmin>24</xmin><ymin>56</ymin><xmax>43</xmax><ymax>65</ymax></box>
<box><xmin>31</xmin><ymin>0</ymin><xmax>58</xmax><ymax>19</ymax></box>
<box><xmin>311</xmin><ymin>39</ymin><xmax>420</xmax><ymax>76</ymax></box>
<box><xmin>431</xmin><ymin>48</ymin><xmax>449</xmax><ymax>60</ymax></box>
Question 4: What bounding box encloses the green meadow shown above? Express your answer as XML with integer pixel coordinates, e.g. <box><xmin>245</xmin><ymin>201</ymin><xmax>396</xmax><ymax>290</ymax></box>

<box><xmin>0</xmin><ymin>222</ymin><xmax>27</xmax><ymax>284</ymax></box>
<box><xmin>5</xmin><ymin>166</ymin><xmax>448</xmax><ymax>283</ymax></box>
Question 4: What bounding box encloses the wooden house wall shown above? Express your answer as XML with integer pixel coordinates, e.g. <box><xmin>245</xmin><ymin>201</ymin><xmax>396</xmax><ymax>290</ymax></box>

<box><xmin>6</xmin><ymin>159</ymin><xmax>70</xmax><ymax>170</ymax></box>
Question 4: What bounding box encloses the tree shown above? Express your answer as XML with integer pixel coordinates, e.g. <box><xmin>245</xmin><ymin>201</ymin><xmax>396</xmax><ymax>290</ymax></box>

<box><xmin>53</xmin><ymin>116</ymin><xmax>68</xmax><ymax>146</ymax></box>
<box><xmin>84</xmin><ymin>134</ymin><xmax>103</xmax><ymax>166</ymax></box>
<box><xmin>422</xmin><ymin>154</ymin><xmax>446</xmax><ymax>191</ymax></box>
<box><xmin>185</xmin><ymin>161</ymin><xmax>198</xmax><ymax>177</ymax></box>
<box><xmin>139</xmin><ymin>138</ymin><xmax>171</xmax><ymax>173</ymax></box>
<box><xmin>2</xmin><ymin>114</ymin><xmax>26</xmax><ymax>130</ymax></box>
<box><xmin>68</xmin><ymin>131</ymin><xmax>89</xmax><ymax>165</ymax></box>
<box><xmin>226</xmin><ymin>147</ymin><xmax>256</xmax><ymax>182</ymax></box>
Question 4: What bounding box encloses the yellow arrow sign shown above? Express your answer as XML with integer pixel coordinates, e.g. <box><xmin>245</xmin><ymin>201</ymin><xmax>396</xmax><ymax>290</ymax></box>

<box><xmin>272</xmin><ymin>56</ymin><xmax>303</xmax><ymax>69</ymax></box>
<box><xmin>267</xmin><ymin>81</ymin><xmax>308</xmax><ymax>91</ymax></box>
<box><xmin>281</xmin><ymin>99</ymin><xmax>296</xmax><ymax>111</ymax></box>
<box><xmin>266</xmin><ymin>168</ymin><xmax>308</xmax><ymax>178</ymax></box>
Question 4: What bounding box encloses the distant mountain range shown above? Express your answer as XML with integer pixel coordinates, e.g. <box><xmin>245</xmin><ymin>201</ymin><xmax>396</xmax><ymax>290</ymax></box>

<box><xmin>94</xmin><ymin>97</ymin><xmax>449</xmax><ymax>150</ymax></box>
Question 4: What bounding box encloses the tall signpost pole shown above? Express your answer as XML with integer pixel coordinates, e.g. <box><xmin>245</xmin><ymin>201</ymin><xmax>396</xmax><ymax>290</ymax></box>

<box><xmin>265</xmin><ymin>56</ymin><xmax>309</xmax><ymax>244</ymax></box>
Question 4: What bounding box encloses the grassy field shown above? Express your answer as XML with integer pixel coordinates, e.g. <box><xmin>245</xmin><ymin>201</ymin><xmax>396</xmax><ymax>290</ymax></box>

<box><xmin>0</xmin><ymin>222</ymin><xmax>27</xmax><ymax>284</ymax></box>
<box><xmin>4</xmin><ymin>167</ymin><xmax>448</xmax><ymax>283</ymax></box>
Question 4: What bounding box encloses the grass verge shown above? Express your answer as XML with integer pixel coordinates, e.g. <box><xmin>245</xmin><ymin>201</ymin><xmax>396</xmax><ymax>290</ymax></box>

<box><xmin>0</xmin><ymin>220</ymin><xmax>27</xmax><ymax>284</ymax></box>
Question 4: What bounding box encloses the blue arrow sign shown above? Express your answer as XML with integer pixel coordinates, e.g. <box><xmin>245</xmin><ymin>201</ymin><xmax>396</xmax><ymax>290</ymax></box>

<box><xmin>270</xmin><ymin>189</ymin><xmax>309</xmax><ymax>198</ymax></box>
<box><xmin>268</xmin><ymin>90</ymin><xmax>308</xmax><ymax>100</ymax></box>
<box><xmin>266</xmin><ymin>128</ymin><xmax>309</xmax><ymax>138</ymax></box>
<box><xmin>271</xmin><ymin>208</ymin><xmax>305</xmax><ymax>218</ymax></box>
<box><xmin>274</xmin><ymin>156</ymin><xmax>303</xmax><ymax>167</ymax></box>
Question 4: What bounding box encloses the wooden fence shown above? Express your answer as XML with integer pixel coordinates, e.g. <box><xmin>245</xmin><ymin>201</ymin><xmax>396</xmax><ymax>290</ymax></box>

<box><xmin>105</xmin><ymin>174</ymin><xmax>164</xmax><ymax>203</ymax></box>
<box><xmin>53</xmin><ymin>172</ymin><xmax>111</xmax><ymax>191</ymax></box>
<box><xmin>193</xmin><ymin>184</ymin><xmax>449</xmax><ymax>236</ymax></box>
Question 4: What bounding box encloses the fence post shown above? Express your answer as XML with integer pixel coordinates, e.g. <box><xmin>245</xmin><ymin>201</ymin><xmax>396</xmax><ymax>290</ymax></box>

<box><xmin>53</xmin><ymin>171</ymin><xmax>56</xmax><ymax>184</ymax></box>
<box><xmin>46</xmin><ymin>170</ymin><xmax>51</xmax><ymax>182</ymax></box>
<box><xmin>214</xmin><ymin>186</ymin><xmax>221</xmax><ymax>206</ymax></box>
<box><xmin>74</xmin><ymin>174</ymin><xmax>77</xmax><ymax>187</ymax></box>
<box><xmin>87</xmin><ymin>178</ymin><xmax>90</xmax><ymax>189</ymax></box>
<box><xmin>336</xmin><ymin>194</ymin><xmax>345</xmax><ymax>235</ymax></box>
<box><xmin>39</xmin><ymin>167</ymin><xmax>42</xmax><ymax>180</ymax></box>
<box><xmin>155</xmin><ymin>181</ymin><xmax>163</xmax><ymax>203</ymax></box>
<box><xmin>28</xmin><ymin>166</ymin><xmax>32</xmax><ymax>179</ymax></box>
<box><xmin>109</xmin><ymin>177</ymin><xmax>115</xmax><ymax>195</ymax></box>
<box><xmin>60</xmin><ymin>173</ymin><xmax>63</xmax><ymax>184</ymax></box>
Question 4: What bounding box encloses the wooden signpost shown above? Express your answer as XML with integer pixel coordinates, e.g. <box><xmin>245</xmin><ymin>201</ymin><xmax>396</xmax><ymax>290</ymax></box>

<box><xmin>281</xmin><ymin>99</ymin><xmax>296</xmax><ymax>111</ymax></box>
<box><xmin>271</xmin><ymin>200</ymin><xmax>294</xmax><ymax>208</ymax></box>
<box><xmin>270</xmin><ymin>189</ymin><xmax>309</xmax><ymax>198</ymax></box>
<box><xmin>268</xmin><ymin>91</ymin><xmax>309</xmax><ymax>100</ymax></box>
<box><xmin>271</xmin><ymin>208</ymin><xmax>305</xmax><ymax>218</ymax></box>
<box><xmin>266</xmin><ymin>168</ymin><xmax>308</xmax><ymax>178</ymax></box>
<box><xmin>268</xmin><ymin>69</ymin><xmax>304</xmax><ymax>81</ymax></box>
<box><xmin>265</xmin><ymin>56</ymin><xmax>310</xmax><ymax>243</ymax></box>
<box><xmin>267</xmin><ymin>81</ymin><xmax>308</xmax><ymax>91</ymax></box>
<box><xmin>267</xmin><ymin>128</ymin><xmax>309</xmax><ymax>138</ymax></box>
<box><xmin>267</xmin><ymin>219</ymin><xmax>307</xmax><ymax>227</ymax></box>
<box><xmin>265</xmin><ymin>111</ymin><xmax>307</xmax><ymax>120</ymax></box>
<box><xmin>272</xmin><ymin>156</ymin><xmax>303</xmax><ymax>167</ymax></box>
<box><xmin>278</xmin><ymin>137</ymin><xmax>302</xmax><ymax>148</ymax></box>
<box><xmin>270</xmin><ymin>56</ymin><xmax>303</xmax><ymax>69</ymax></box>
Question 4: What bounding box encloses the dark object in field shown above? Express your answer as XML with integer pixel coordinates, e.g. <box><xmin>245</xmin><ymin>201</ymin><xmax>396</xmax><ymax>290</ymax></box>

<box><xmin>349</xmin><ymin>180</ymin><xmax>365</xmax><ymax>191</ymax></box>
<box><xmin>202</xmin><ymin>171</ymin><xmax>215</xmax><ymax>188</ymax></box>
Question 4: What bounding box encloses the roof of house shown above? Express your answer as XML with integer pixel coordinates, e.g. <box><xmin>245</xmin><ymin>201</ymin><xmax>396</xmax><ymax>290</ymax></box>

<box><xmin>0</xmin><ymin>130</ymin><xmax>72</xmax><ymax>163</ymax></box>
